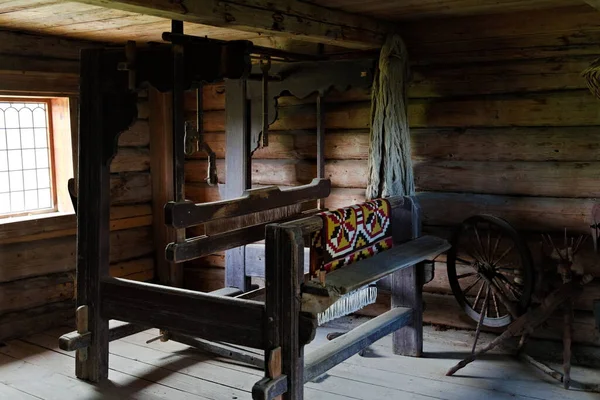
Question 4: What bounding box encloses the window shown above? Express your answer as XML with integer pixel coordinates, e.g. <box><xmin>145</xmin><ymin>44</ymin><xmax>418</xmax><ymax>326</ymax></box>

<box><xmin>0</xmin><ymin>97</ymin><xmax>74</xmax><ymax>220</ymax></box>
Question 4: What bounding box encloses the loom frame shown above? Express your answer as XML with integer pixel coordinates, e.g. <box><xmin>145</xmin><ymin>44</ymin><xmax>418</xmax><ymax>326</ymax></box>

<box><xmin>58</xmin><ymin>32</ymin><xmax>449</xmax><ymax>400</ymax></box>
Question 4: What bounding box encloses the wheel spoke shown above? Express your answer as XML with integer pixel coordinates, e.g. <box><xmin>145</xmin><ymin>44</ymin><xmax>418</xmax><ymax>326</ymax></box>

<box><xmin>494</xmin><ymin>276</ymin><xmax>519</xmax><ymax>302</ymax></box>
<box><xmin>462</xmin><ymin>276</ymin><xmax>482</xmax><ymax>295</ymax></box>
<box><xmin>489</xmin><ymin>277</ymin><xmax>520</xmax><ymax>319</ymax></box>
<box><xmin>490</xmin><ymin>232</ymin><xmax>503</xmax><ymax>264</ymax></box>
<box><xmin>493</xmin><ymin>244</ymin><xmax>515</xmax><ymax>266</ymax></box>
<box><xmin>492</xmin><ymin>290</ymin><xmax>500</xmax><ymax>318</ymax></box>
<box><xmin>473</xmin><ymin>281</ymin><xmax>485</xmax><ymax>309</ymax></box>
<box><xmin>486</xmin><ymin>224</ymin><xmax>491</xmax><ymax>263</ymax></box>
<box><xmin>466</xmin><ymin>227</ymin><xmax>487</xmax><ymax>264</ymax></box>
<box><xmin>496</xmin><ymin>267</ymin><xmax>520</xmax><ymax>277</ymax></box>
<box><xmin>497</xmin><ymin>274</ymin><xmax>523</xmax><ymax>296</ymax></box>
<box><xmin>457</xmin><ymin>272</ymin><xmax>478</xmax><ymax>280</ymax></box>
<box><xmin>473</xmin><ymin>225</ymin><xmax>488</xmax><ymax>263</ymax></box>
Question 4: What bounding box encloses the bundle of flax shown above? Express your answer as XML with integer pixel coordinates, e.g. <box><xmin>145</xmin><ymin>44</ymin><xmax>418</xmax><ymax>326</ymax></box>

<box><xmin>582</xmin><ymin>58</ymin><xmax>600</xmax><ymax>100</ymax></box>
<box><xmin>367</xmin><ymin>33</ymin><xmax>414</xmax><ymax>200</ymax></box>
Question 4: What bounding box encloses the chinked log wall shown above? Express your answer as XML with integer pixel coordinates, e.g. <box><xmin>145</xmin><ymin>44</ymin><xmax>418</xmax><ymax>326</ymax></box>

<box><xmin>0</xmin><ymin>31</ymin><xmax>155</xmax><ymax>342</ymax></box>
<box><xmin>181</xmin><ymin>5</ymin><xmax>600</xmax><ymax>345</ymax></box>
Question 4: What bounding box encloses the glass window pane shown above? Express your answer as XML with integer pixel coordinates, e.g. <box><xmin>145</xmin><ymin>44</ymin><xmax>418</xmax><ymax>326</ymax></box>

<box><xmin>9</xmin><ymin>170</ymin><xmax>23</xmax><ymax>191</ymax></box>
<box><xmin>0</xmin><ymin>150</ymin><xmax>6</xmax><ymax>172</ymax></box>
<box><xmin>22</xmin><ymin>149</ymin><xmax>35</xmax><ymax>169</ymax></box>
<box><xmin>6</xmin><ymin>129</ymin><xmax>20</xmax><ymax>149</ymax></box>
<box><xmin>23</xmin><ymin>169</ymin><xmax>37</xmax><ymax>190</ymax></box>
<box><xmin>34</xmin><ymin>128</ymin><xmax>48</xmax><ymax>148</ymax></box>
<box><xmin>0</xmin><ymin>193</ymin><xmax>9</xmax><ymax>213</ymax></box>
<box><xmin>38</xmin><ymin>188</ymin><xmax>51</xmax><ymax>209</ymax></box>
<box><xmin>10</xmin><ymin>191</ymin><xmax>24</xmax><ymax>212</ymax></box>
<box><xmin>36</xmin><ymin>168</ymin><xmax>50</xmax><ymax>189</ymax></box>
<box><xmin>19</xmin><ymin>108</ymin><xmax>33</xmax><ymax>128</ymax></box>
<box><xmin>0</xmin><ymin>101</ymin><xmax>54</xmax><ymax>215</ymax></box>
<box><xmin>24</xmin><ymin>190</ymin><xmax>38</xmax><ymax>210</ymax></box>
<box><xmin>33</xmin><ymin>108</ymin><xmax>47</xmax><ymax>127</ymax></box>
<box><xmin>20</xmin><ymin>128</ymin><xmax>34</xmax><ymax>148</ymax></box>
<box><xmin>7</xmin><ymin>150</ymin><xmax>21</xmax><ymax>170</ymax></box>
<box><xmin>35</xmin><ymin>148</ymin><xmax>49</xmax><ymax>168</ymax></box>
<box><xmin>0</xmin><ymin>171</ymin><xmax>8</xmax><ymax>192</ymax></box>
<box><xmin>4</xmin><ymin>108</ymin><xmax>19</xmax><ymax>129</ymax></box>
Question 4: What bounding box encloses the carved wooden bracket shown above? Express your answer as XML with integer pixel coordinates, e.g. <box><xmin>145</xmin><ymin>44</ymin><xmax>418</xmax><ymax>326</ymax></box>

<box><xmin>246</xmin><ymin>58</ymin><xmax>375</xmax><ymax>152</ymax></box>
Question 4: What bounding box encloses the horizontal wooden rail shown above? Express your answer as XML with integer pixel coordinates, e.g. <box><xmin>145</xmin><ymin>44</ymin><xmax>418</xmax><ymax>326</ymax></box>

<box><xmin>169</xmin><ymin>332</ymin><xmax>264</xmax><ymax>368</ymax></box>
<box><xmin>281</xmin><ymin>195</ymin><xmax>406</xmax><ymax>236</ymax></box>
<box><xmin>166</xmin><ymin>211</ymin><xmax>317</xmax><ymax>263</ymax></box>
<box><xmin>164</xmin><ymin>178</ymin><xmax>330</xmax><ymax>228</ymax></box>
<box><xmin>303</xmin><ymin>235</ymin><xmax>451</xmax><ymax>297</ymax></box>
<box><xmin>100</xmin><ymin>278</ymin><xmax>266</xmax><ymax>349</ymax></box>
<box><xmin>59</xmin><ymin>320</ymin><xmax>147</xmax><ymax>351</ymax></box>
<box><xmin>304</xmin><ymin>307</ymin><xmax>413</xmax><ymax>383</ymax></box>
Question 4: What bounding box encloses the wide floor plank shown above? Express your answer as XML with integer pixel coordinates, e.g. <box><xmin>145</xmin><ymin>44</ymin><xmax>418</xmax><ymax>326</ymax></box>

<box><xmin>0</xmin><ymin>381</ymin><xmax>42</xmax><ymax>400</ymax></box>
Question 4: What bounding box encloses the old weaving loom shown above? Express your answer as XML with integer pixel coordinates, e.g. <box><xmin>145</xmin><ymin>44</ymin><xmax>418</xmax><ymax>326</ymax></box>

<box><xmin>55</xmin><ymin>20</ymin><xmax>451</xmax><ymax>399</ymax></box>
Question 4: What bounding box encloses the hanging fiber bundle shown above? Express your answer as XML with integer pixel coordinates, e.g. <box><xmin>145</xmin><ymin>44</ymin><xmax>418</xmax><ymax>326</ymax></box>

<box><xmin>582</xmin><ymin>57</ymin><xmax>600</xmax><ymax>100</ymax></box>
<box><xmin>367</xmin><ymin>34</ymin><xmax>414</xmax><ymax>200</ymax></box>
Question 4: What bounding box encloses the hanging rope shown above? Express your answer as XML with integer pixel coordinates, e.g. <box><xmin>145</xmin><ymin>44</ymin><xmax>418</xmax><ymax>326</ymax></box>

<box><xmin>366</xmin><ymin>34</ymin><xmax>414</xmax><ymax>200</ymax></box>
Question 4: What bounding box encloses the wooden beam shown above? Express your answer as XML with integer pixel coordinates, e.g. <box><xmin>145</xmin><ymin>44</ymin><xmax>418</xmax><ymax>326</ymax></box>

<box><xmin>165</xmin><ymin>178</ymin><xmax>330</xmax><ymax>228</ymax></box>
<box><xmin>100</xmin><ymin>277</ymin><xmax>266</xmax><ymax>348</ymax></box>
<box><xmin>149</xmin><ymin>89</ymin><xmax>176</xmax><ymax>285</ymax></box>
<box><xmin>303</xmin><ymin>307</ymin><xmax>412</xmax><ymax>383</ymax></box>
<box><xmin>72</xmin><ymin>0</ymin><xmax>389</xmax><ymax>49</ymax></box>
<box><xmin>224</xmin><ymin>78</ymin><xmax>251</xmax><ymax>292</ymax></box>
<box><xmin>584</xmin><ymin>1</ymin><xmax>600</xmax><ymax>11</ymax></box>
<box><xmin>75</xmin><ymin>48</ymin><xmax>110</xmax><ymax>382</ymax></box>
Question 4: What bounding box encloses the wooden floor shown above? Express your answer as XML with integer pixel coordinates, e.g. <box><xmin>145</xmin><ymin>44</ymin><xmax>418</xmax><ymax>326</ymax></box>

<box><xmin>0</xmin><ymin>320</ymin><xmax>598</xmax><ymax>400</ymax></box>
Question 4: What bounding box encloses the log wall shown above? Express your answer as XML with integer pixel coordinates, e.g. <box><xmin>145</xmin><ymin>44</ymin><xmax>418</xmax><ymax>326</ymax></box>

<box><xmin>0</xmin><ymin>32</ymin><xmax>155</xmax><ymax>342</ymax></box>
<box><xmin>181</xmin><ymin>5</ymin><xmax>600</xmax><ymax>346</ymax></box>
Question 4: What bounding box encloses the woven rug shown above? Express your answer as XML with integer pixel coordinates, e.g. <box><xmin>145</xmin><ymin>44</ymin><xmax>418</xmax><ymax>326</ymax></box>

<box><xmin>311</xmin><ymin>198</ymin><xmax>393</xmax><ymax>275</ymax></box>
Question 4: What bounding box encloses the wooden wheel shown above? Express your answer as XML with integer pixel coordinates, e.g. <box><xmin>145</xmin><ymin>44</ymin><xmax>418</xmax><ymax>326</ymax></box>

<box><xmin>447</xmin><ymin>215</ymin><xmax>534</xmax><ymax>328</ymax></box>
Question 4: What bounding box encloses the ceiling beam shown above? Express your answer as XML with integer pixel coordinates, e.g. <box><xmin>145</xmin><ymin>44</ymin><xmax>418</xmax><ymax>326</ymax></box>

<box><xmin>584</xmin><ymin>0</ymin><xmax>600</xmax><ymax>10</ymax></box>
<box><xmin>72</xmin><ymin>0</ymin><xmax>391</xmax><ymax>49</ymax></box>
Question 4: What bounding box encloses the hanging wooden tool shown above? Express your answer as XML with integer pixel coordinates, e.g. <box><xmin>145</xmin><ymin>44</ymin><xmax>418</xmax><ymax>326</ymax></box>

<box><xmin>184</xmin><ymin>85</ymin><xmax>218</xmax><ymax>185</ymax></box>
<box><xmin>260</xmin><ymin>56</ymin><xmax>271</xmax><ymax>148</ymax></box>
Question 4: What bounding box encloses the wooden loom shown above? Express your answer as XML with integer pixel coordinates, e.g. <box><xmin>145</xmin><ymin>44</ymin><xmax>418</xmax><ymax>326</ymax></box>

<box><xmin>57</xmin><ymin>27</ymin><xmax>450</xmax><ymax>399</ymax></box>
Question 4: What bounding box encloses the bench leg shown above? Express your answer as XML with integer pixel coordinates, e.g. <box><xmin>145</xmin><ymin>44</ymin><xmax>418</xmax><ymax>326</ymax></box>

<box><xmin>391</xmin><ymin>264</ymin><xmax>423</xmax><ymax>357</ymax></box>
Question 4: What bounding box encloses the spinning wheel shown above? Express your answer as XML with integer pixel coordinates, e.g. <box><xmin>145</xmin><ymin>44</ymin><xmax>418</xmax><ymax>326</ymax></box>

<box><xmin>446</xmin><ymin>215</ymin><xmax>534</xmax><ymax>328</ymax></box>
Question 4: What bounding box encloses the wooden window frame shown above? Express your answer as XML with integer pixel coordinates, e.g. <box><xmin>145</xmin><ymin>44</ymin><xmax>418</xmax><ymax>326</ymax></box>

<box><xmin>0</xmin><ymin>96</ymin><xmax>75</xmax><ymax>222</ymax></box>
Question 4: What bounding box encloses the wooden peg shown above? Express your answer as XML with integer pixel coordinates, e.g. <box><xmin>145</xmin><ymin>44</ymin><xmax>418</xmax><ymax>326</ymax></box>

<box><xmin>318</xmin><ymin>269</ymin><xmax>327</xmax><ymax>286</ymax></box>
<box><xmin>267</xmin><ymin>347</ymin><xmax>282</xmax><ymax>400</ymax></box>
<box><xmin>75</xmin><ymin>305</ymin><xmax>89</xmax><ymax>362</ymax></box>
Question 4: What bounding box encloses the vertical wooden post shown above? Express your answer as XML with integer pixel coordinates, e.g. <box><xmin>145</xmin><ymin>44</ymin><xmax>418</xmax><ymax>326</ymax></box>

<box><xmin>170</xmin><ymin>20</ymin><xmax>186</xmax><ymax>288</ymax></box>
<box><xmin>316</xmin><ymin>94</ymin><xmax>325</xmax><ymax>210</ymax></box>
<box><xmin>149</xmin><ymin>89</ymin><xmax>176</xmax><ymax>285</ymax></box>
<box><xmin>262</xmin><ymin>225</ymin><xmax>284</xmax><ymax>399</ymax></box>
<box><xmin>281</xmin><ymin>226</ymin><xmax>305</xmax><ymax>400</ymax></box>
<box><xmin>75</xmin><ymin>48</ymin><xmax>110</xmax><ymax>381</ymax></box>
<box><xmin>391</xmin><ymin>197</ymin><xmax>423</xmax><ymax>357</ymax></box>
<box><xmin>225</xmin><ymin>78</ymin><xmax>251</xmax><ymax>291</ymax></box>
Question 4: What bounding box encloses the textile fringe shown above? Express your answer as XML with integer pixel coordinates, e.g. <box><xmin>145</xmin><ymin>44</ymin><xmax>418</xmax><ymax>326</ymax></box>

<box><xmin>366</xmin><ymin>34</ymin><xmax>414</xmax><ymax>200</ymax></box>
<box><xmin>317</xmin><ymin>285</ymin><xmax>378</xmax><ymax>326</ymax></box>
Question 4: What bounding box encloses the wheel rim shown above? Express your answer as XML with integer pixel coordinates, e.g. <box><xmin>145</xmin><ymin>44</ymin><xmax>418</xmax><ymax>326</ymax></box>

<box><xmin>447</xmin><ymin>215</ymin><xmax>534</xmax><ymax>328</ymax></box>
